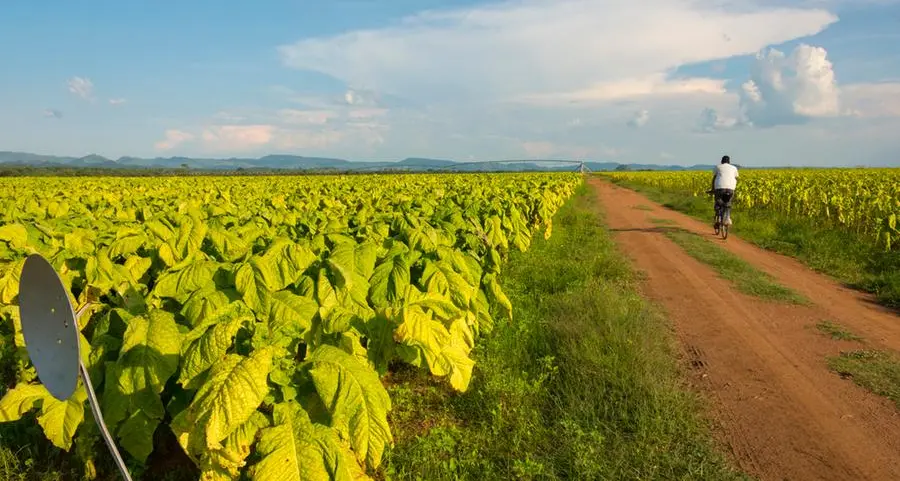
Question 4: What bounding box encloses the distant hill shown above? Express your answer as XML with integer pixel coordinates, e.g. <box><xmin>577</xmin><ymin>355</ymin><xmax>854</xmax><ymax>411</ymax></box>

<box><xmin>0</xmin><ymin>151</ymin><xmax>718</xmax><ymax>173</ymax></box>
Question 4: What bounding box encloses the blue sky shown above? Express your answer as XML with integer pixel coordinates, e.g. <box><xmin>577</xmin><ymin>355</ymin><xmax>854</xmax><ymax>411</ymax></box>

<box><xmin>1</xmin><ymin>0</ymin><xmax>899</xmax><ymax>166</ymax></box>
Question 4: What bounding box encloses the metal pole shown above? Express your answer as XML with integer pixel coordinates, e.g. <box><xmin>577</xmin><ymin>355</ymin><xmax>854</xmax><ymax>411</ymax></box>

<box><xmin>74</xmin><ymin>304</ymin><xmax>133</xmax><ymax>481</ymax></box>
<box><xmin>79</xmin><ymin>361</ymin><xmax>133</xmax><ymax>481</ymax></box>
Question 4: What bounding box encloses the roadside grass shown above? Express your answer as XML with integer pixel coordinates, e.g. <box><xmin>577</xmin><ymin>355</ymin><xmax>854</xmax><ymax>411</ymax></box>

<box><xmin>606</xmin><ymin>179</ymin><xmax>900</xmax><ymax>310</ymax></box>
<box><xmin>827</xmin><ymin>350</ymin><xmax>900</xmax><ymax>409</ymax></box>
<box><xmin>650</xmin><ymin>217</ymin><xmax>678</xmax><ymax>225</ymax></box>
<box><xmin>380</xmin><ymin>184</ymin><xmax>750</xmax><ymax>480</ymax></box>
<box><xmin>634</xmin><ymin>204</ymin><xmax>654</xmax><ymax>211</ymax></box>
<box><xmin>815</xmin><ymin>320</ymin><xmax>864</xmax><ymax>342</ymax></box>
<box><xmin>663</xmin><ymin>229</ymin><xmax>806</xmax><ymax>304</ymax></box>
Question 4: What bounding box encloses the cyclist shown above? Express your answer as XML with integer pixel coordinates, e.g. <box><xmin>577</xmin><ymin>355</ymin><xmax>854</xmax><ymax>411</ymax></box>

<box><xmin>709</xmin><ymin>155</ymin><xmax>738</xmax><ymax>228</ymax></box>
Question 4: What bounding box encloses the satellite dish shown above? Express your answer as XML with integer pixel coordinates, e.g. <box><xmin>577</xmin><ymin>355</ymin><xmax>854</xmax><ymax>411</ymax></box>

<box><xmin>18</xmin><ymin>253</ymin><xmax>133</xmax><ymax>481</ymax></box>
<box><xmin>18</xmin><ymin>254</ymin><xmax>80</xmax><ymax>400</ymax></box>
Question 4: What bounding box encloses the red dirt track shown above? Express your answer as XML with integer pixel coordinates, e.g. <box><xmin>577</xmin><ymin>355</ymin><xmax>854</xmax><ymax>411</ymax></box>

<box><xmin>590</xmin><ymin>178</ymin><xmax>900</xmax><ymax>481</ymax></box>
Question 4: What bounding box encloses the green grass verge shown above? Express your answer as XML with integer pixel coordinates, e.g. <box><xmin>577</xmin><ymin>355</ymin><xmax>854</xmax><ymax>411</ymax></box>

<box><xmin>663</xmin><ymin>229</ymin><xmax>806</xmax><ymax>304</ymax></box>
<box><xmin>815</xmin><ymin>320</ymin><xmax>864</xmax><ymax>342</ymax></box>
<box><xmin>650</xmin><ymin>217</ymin><xmax>677</xmax><ymax>225</ymax></box>
<box><xmin>380</xmin><ymin>185</ymin><xmax>750</xmax><ymax>480</ymax></box>
<box><xmin>606</xmin><ymin>179</ymin><xmax>900</xmax><ymax>310</ymax></box>
<box><xmin>828</xmin><ymin>350</ymin><xmax>900</xmax><ymax>409</ymax></box>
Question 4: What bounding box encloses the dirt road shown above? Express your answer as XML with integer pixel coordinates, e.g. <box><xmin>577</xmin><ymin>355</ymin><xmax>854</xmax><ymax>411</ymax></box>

<box><xmin>590</xmin><ymin>178</ymin><xmax>900</xmax><ymax>481</ymax></box>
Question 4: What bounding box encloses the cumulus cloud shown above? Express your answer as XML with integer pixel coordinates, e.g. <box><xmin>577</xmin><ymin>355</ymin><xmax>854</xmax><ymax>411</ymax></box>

<box><xmin>696</xmin><ymin>43</ymin><xmax>875</xmax><ymax>131</ymax></box>
<box><xmin>154</xmin><ymin>130</ymin><xmax>195</xmax><ymax>150</ymax></box>
<box><xmin>628</xmin><ymin>109</ymin><xmax>650</xmax><ymax>128</ymax></box>
<box><xmin>738</xmin><ymin>44</ymin><xmax>841</xmax><ymax>127</ymax></box>
<box><xmin>279</xmin><ymin>0</ymin><xmax>837</xmax><ymax>104</ymax></box>
<box><xmin>697</xmin><ymin>107</ymin><xmax>738</xmax><ymax>132</ymax></box>
<box><xmin>43</xmin><ymin>109</ymin><xmax>63</xmax><ymax>119</ymax></box>
<box><xmin>67</xmin><ymin>77</ymin><xmax>94</xmax><ymax>100</ymax></box>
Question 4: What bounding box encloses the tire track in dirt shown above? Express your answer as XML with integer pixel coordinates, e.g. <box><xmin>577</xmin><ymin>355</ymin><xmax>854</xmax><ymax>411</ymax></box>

<box><xmin>590</xmin><ymin>178</ymin><xmax>900</xmax><ymax>481</ymax></box>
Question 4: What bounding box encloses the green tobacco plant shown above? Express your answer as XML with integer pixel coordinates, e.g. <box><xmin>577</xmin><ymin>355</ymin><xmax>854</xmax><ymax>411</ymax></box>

<box><xmin>0</xmin><ymin>173</ymin><xmax>581</xmax><ymax>480</ymax></box>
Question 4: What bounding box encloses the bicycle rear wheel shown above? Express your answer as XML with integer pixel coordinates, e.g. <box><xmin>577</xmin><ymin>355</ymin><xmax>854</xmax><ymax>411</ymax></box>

<box><xmin>714</xmin><ymin>205</ymin><xmax>722</xmax><ymax>235</ymax></box>
<box><xmin>721</xmin><ymin>207</ymin><xmax>730</xmax><ymax>239</ymax></box>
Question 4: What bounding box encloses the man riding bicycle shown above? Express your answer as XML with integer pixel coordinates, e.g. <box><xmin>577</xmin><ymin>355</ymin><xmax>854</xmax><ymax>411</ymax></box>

<box><xmin>709</xmin><ymin>155</ymin><xmax>738</xmax><ymax>228</ymax></box>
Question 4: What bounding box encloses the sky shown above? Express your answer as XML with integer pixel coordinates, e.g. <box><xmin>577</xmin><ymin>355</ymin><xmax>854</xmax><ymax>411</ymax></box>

<box><xmin>1</xmin><ymin>0</ymin><xmax>899</xmax><ymax>167</ymax></box>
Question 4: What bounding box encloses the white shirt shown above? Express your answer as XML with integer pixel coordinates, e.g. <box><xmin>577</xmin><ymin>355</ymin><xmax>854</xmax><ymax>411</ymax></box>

<box><xmin>713</xmin><ymin>163</ymin><xmax>739</xmax><ymax>190</ymax></box>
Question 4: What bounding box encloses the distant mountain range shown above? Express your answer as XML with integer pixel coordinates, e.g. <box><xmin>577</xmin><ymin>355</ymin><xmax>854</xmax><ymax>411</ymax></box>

<box><xmin>0</xmin><ymin>151</ymin><xmax>716</xmax><ymax>172</ymax></box>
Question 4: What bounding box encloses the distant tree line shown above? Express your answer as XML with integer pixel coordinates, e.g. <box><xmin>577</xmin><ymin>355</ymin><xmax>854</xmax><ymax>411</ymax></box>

<box><xmin>0</xmin><ymin>165</ymin><xmax>576</xmax><ymax>178</ymax></box>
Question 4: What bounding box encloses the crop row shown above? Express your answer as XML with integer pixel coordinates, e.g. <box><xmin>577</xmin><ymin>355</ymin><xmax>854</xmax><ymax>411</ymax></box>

<box><xmin>0</xmin><ymin>173</ymin><xmax>582</xmax><ymax>480</ymax></box>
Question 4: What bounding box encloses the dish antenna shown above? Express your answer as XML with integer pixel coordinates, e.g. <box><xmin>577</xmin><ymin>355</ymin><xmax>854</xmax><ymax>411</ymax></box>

<box><xmin>18</xmin><ymin>254</ymin><xmax>133</xmax><ymax>481</ymax></box>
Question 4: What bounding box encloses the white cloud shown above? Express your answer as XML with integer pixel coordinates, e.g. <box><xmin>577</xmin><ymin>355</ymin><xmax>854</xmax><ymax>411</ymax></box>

<box><xmin>697</xmin><ymin>107</ymin><xmax>739</xmax><ymax>132</ymax></box>
<box><xmin>201</xmin><ymin>125</ymin><xmax>275</xmax><ymax>152</ymax></box>
<box><xmin>344</xmin><ymin>89</ymin><xmax>380</xmax><ymax>106</ymax></box>
<box><xmin>108</xmin><ymin>98</ymin><xmax>127</xmax><ymax>105</ymax></box>
<box><xmin>279</xmin><ymin>0</ymin><xmax>837</xmax><ymax>103</ymax></box>
<box><xmin>67</xmin><ymin>77</ymin><xmax>94</xmax><ymax>100</ymax></box>
<box><xmin>841</xmin><ymin>82</ymin><xmax>900</xmax><ymax>118</ymax></box>
<box><xmin>43</xmin><ymin>109</ymin><xmax>63</xmax><ymax>119</ymax></box>
<box><xmin>698</xmin><ymin>43</ymin><xmax>899</xmax><ymax>130</ymax></box>
<box><xmin>518</xmin><ymin>74</ymin><xmax>728</xmax><ymax>105</ymax></box>
<box><xmin>153</xmin><ymin>101</ymin><xmax>391</xmax><ymax>155</ymax></box>
<box><xmin>628</xmin><ymin>109</ymin><xmax>650</xmax><ymax>128</ymax></box>
<box><xmin>154</xmin><ymin>130</ymin><xmax>194</xmax><ymax>150</ymax></box>
<box><xmin>738</xmin><ymin>43</ymin><xmax>842</xmax><ymax>126</ymax></box>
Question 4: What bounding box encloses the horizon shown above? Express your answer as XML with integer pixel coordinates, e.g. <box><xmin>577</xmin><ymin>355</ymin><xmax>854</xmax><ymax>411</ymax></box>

<box><xmin>3</xmin><ymin>148</ymin><xmax>895</xmax><ymax>170</ymax></box>
<box><xmin>2</xmin><ymin>0</ymin><xmax>900</xmax><ymax>167</ymax></box>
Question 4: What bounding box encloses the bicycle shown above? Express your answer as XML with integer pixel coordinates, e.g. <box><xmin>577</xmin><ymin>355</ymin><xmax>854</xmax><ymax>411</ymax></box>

<box><xmin>707</xmin><ymin>189</ymin><xmax>733</xmax><ymax>239</ymax></box>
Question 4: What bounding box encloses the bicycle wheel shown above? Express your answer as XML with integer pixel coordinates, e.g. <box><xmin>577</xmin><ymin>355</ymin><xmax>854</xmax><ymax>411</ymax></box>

<box><xmin>721</xmin><ymin>207</ymin><xmax>730</xmax><ymax>239</ymax></box>
<box><xmin>714</xmin><ymin>206</ymin><xmax>722</xmax><ymax>235</ymax></box>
